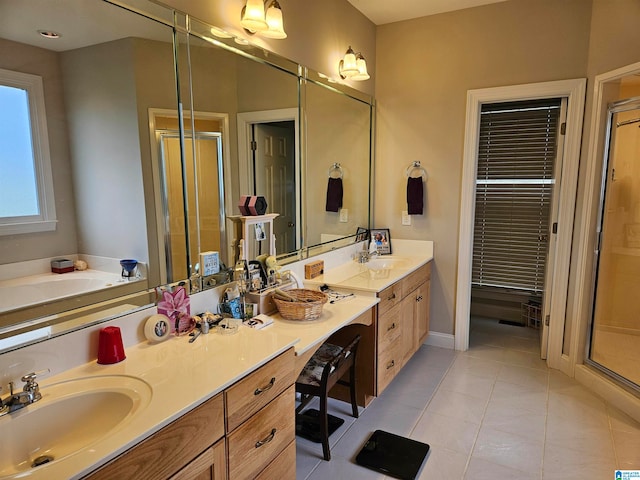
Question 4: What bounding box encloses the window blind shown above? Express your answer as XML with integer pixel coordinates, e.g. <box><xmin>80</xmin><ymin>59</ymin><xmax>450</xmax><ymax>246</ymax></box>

<box><xmin>472</xmin><ymin>99</ymin><xmax>561</xmax><ymax>293</ymax></box>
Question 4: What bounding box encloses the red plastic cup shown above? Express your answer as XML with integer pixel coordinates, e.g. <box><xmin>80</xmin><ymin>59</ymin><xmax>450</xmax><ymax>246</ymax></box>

<box><xmin>97</xmin><ymin>326</ymin><xmax>126</xmax><ymax>364</ymax></box>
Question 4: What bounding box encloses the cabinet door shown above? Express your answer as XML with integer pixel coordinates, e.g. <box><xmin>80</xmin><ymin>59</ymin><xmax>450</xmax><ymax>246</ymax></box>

<box><xmin>416</xmin><ymin>281</ymin><xmax>430</xmax><ymax>345</ymax></box>
<box><xmin>169</xmin><ymin>439</ymin><xmax>226</xmax><ymax>480</ymax></box>
<box><xmin>84</xmin><ymin>394</ymin><xmax>224</xmax><ymax>480</ymax></box>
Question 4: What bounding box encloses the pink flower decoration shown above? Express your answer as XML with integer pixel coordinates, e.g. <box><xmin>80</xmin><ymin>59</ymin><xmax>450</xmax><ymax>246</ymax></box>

<box><xmin>157</xmin><ymin>286</ymin><xmax>190</xmax><ymax>332</ymax></box>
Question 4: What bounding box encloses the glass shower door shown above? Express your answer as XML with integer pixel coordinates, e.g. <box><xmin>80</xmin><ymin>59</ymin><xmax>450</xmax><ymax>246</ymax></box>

<box><xmin>588</xmin><ymin>100</ymin><xmax>640</xmax><ymax>389</ymax></box>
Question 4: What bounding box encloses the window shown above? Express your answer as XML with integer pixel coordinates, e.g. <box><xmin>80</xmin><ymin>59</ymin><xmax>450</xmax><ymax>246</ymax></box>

<box><xmin>0</xmin><ymin>68</ymin><xmax>56</xmax><ymax>235</ymax></box>
<box><xmin>472</xmin><ymin>98</ymin><xmax>562</xmax><ymax>293</ymax></box>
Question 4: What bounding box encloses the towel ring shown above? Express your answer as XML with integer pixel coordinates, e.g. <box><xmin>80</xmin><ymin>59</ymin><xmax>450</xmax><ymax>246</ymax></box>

<box><xmin>328</xmin><ymin>162</ymin><xmax>344</xmax><ymax>179</ymax></box>
<box><xmin>406</xmin><ymin>161</ymin><xmax>427</xmax><ymax>180</ymax></box>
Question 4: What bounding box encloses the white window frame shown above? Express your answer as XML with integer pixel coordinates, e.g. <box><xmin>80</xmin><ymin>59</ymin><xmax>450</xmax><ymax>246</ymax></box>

<box><xmin>0</xmin><ymin>68</ymin><xmax>56</xmax><ymax>235</ymax></box>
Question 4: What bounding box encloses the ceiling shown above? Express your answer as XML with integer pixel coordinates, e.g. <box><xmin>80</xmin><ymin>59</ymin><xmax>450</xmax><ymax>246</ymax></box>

<box><xmin>347</xmin><ymin>0</ymin><xmax>508</xmax><ymax>25</ymax></box>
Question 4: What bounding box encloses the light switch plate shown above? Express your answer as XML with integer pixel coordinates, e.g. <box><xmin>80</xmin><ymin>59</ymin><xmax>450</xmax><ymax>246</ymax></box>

<box><xmin>402</xmin><ymin>210</ymin><xmax>411</xmax><ymax>226</ymax></box>
<box><xmin>339</xmin><ymin>208</ymin><xmax>349</xmax><ymax>222</ymax></box>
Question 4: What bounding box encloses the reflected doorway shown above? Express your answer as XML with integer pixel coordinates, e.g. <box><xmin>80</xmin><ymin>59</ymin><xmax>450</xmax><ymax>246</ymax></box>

<box><xmin>588</xmin><ymin>99</ymin><xmax>640</xmax><ymax>390</ymax></box>
<box><xmin>238</xmin><ymin>109</ymin><xmax>300</xmax><ymax>256</ymax></box>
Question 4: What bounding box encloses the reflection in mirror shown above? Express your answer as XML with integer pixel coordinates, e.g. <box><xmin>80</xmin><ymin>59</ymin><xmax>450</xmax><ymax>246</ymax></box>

<box><xmin>0</xmin><ymin>0</ymin><xmax>178</xmax><ymax>345</ymax></box>
<box><xmin>304</xmin><ymin>80</ymin><xmax>372</xmax><ymax>247</ymax></box>
<box><xmin>184</xmin><ymin>20</ymin><xmax>300</xmax><ymax>272</ymax></box>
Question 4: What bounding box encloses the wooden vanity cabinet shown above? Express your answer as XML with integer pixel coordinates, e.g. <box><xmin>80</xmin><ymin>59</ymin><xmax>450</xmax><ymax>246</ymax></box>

<box><xmin>84</xmin><ymin>348</ymin><xmax>295</xmax><ymax>480</ymax></box>
<box><xmin>376</xmin><ymin>261</ymin><xmax>431</xmax><ymax>394</ymax></box>
<box><xmin>84</xmin><ymin>394</ymin><xmax>226</xmax><ymax>480</ymax></box>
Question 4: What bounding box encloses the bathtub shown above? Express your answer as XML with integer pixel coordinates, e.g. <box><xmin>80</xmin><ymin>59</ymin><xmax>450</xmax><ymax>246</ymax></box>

<box><xmin>0</xmin><ymin>270</ymin><xmax>139</xmax><ymax>313</ymax></box>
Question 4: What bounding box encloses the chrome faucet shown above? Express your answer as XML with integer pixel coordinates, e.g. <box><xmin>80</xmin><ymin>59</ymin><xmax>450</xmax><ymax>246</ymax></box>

<box><xmin>0</xmin><ymin>372</ymin><xmax>44</xmax><ymax>416</ymax></box>
<box><xmin>357</xmin><ymin>241</ymin><xmax>380</xmax><ymax>263</ymax></box>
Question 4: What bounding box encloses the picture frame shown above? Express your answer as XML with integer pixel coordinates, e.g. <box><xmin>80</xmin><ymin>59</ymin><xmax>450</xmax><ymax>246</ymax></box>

<box><xmin>370</xmin><ymin>228</ymin><xmax>392</xmax><ymax>255</ymax></box>
<box><xmin>355</xmin><ymin>226</ymin><xmax>369</xmax><ymax>243</ymax></box>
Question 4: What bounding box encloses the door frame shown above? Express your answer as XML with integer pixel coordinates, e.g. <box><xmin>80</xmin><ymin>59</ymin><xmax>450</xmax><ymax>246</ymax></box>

<box><xmin>237</xmin><ymin>108</ymin><xmax>301</xmax><ymax>250</ymax></box>
<box><xmin>454</xmin><ymin>79</ymin><xmax>586</xmax><ymax>373</ymax></box>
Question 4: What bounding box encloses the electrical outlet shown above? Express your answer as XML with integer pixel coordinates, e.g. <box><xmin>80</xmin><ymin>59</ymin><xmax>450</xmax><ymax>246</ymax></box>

<box><xmin>339</xmin><ymin>208</ymin><xmax>348</xmax><ymax>222</ymax></box>
<box><xmin>402</xmin><ymin>210</ymin><xmax>411</xmax><ymax>226</ymax></box>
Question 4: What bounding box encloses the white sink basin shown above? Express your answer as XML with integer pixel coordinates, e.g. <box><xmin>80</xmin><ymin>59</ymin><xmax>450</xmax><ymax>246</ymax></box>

<box><xmin>0</xmin><ymin>375</ymin><xmax>152</xmax><ymax>477</ymax></box>
<box><xmin>364</xmin><ymin>256</ymin><xmax>409</xmax><ymax>271</ymax></box>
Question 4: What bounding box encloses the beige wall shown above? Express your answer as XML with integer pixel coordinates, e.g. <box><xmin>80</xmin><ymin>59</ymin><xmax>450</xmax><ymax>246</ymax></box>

<box><xmin>163</xmin><ymin>0</ymin><xmax>376</xmax><ymax>96</ymax></box>
<box><xmin>374</xmin><ymin>0</ymin><xmax>592</xmax><ymax>334</ymax></box>
<box><xmin>0</xmin><ymin>39</ymin><xmax>78</xmax><ymax>264</ymax></box>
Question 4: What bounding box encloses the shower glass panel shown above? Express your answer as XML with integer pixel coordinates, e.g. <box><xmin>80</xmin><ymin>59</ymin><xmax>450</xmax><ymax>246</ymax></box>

<box><xmin>588</xmin><ymin>99</ymin><xmax>640</xmax><ymax>390</ymax></box>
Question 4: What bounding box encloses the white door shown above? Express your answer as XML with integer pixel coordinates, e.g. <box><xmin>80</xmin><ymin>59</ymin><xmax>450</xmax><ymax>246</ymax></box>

<box><xmin>253</xmin><ymin>122</ymin><xmax>296</xmax><ymax>255</ymax></box>
<box><xmin>539</xmin><ymin>98</ymin><xmax>567</xmax><ymax>359</ymax></box>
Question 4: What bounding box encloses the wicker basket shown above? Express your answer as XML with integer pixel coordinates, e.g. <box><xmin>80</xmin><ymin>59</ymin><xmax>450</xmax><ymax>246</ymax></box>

<box><xmin>272</xmin><ymin>289</ymin><xmax>328</xmax><ymax>321</ymax></box>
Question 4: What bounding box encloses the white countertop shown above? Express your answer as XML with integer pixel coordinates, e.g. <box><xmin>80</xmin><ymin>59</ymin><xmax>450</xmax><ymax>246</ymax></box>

<box><xmin>268</xmin><ymin>294</ymin><xmax>379</xmax><ymax>356</ymax></box>
<box><xmin>29</xmin><ymin>327</ymin><xmax>298</xmax><ymax>480</ymax></box>
<box><xmin>7</xmin><ymin>294</ymin><xmax>378</xmax><ymax>480</ymax></box>
<box><xmin>305</xmin><ymin>249</ymin><xmax>433</xmax><ymax>294</ymax></box>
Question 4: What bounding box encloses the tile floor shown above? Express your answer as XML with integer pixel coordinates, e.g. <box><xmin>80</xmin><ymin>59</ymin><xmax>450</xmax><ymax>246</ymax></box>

<box><xmin>295</xmin><ymin>316</ymin><xmax>640</xmax><ymax>479</ymax></box>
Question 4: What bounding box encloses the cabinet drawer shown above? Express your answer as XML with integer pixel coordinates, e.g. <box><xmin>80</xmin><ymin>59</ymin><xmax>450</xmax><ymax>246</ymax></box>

<box><xmin>255</xmin><ymin>440</ymin><xmax>296</xmax><ymax>480</ymax></box>
<box><xmin>227</xmin><ymin>385</ymin><xmax>295</xmax><ymax>480</ymax></box>
<box><xmin>377</xmin><ymin>341</ymin><xmax>402</xmax><ymax>393</ymax></box>
<box><xmin>377</xmin><ymin>281</ymin><xmax>402</xmax><ymax>316</ymax></box>
<box><xmin>378</xmin><ymin>302</ymin><xmax>402</xmax><ymax>352</ymax></box>
<box><xmin>402</xmin><ymin>262</ymin><xmax>431</xmax><ymax>298</ymax></box>
<box><xmin>225</xmin><ymin>348</ymin><xmax>295</xmax><ymax>432</ymax></box>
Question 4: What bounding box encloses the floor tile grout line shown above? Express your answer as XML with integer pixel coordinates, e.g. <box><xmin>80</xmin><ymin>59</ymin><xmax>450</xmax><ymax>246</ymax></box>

<box><xmin>460</xmin><ymin>361</ymin><xmax>499</xmax><ymax>479</ymax></box>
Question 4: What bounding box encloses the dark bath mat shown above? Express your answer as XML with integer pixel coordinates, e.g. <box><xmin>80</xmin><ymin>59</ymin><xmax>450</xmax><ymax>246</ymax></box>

<box><xmin>356</xmin><ymin>430</ymin><xmax>430</xmax><ymax>480</ymax></box>
<box><xmin>295</xmin><ymin>408</ymin><xmax>345</xmax><ymax>443</ymax></box>
<box><xmin>498</xmin><ymin>319</ymin><xmax>525</xmax><ymax>327</ymax></box>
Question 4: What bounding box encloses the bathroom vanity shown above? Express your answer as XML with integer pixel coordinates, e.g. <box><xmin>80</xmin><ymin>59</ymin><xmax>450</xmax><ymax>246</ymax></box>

<box><xmin>86</xmin><ymin>349</ymin><xmax>296</xmax><ymax>480</ymax></box>
<box><xmin>0</xmin><ymin>242</ymin><xmax>432</xmax><ymax>479</ymax></box>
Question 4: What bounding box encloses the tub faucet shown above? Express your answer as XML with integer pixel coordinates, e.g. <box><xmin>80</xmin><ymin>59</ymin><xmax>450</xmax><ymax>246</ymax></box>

<box><xmin>0</xmin><ymin>372</ymin><xmax>44</xmax><ymax>416</ymax></box>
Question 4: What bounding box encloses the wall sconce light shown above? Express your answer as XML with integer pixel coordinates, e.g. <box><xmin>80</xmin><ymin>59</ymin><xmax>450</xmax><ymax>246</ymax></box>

<box><xmin>241</xmin><ymin>0</ymin><xmax>287</xmax><ymax>39</ymax></box>
<box><xmin>339</xmin><ymin>46</ymin><xmax>370</xmax><ymax>81</ymax></box>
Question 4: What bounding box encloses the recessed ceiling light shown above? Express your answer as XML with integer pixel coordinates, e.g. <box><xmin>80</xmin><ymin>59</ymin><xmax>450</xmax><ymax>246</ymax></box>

<box><xmin>38</xmin><ymin>30</ymin><xmax>61</xmax><ymax>39</ymax></box>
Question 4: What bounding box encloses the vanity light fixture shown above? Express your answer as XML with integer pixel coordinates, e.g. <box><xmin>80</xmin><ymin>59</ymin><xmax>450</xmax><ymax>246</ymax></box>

<box><xmin>241</xmin><ymin>0</ymin><xmax>287</xmax><ymax>39</ymax></box>
<box><xmin>339</xmin><ymin>46</ymin><xmax>370</xmax><ymax>81</ymax></box>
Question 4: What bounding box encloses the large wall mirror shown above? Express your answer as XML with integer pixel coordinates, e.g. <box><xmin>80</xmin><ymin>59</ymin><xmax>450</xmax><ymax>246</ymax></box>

<box><xmin>0</xmin><ymin>0</ymin><xmax>179</xmax><ymax>345</ymax></box>
<box><xmin>0</xmin><ymin>0</ymin><xmax>374</xmax><ymax>353</ymax></box>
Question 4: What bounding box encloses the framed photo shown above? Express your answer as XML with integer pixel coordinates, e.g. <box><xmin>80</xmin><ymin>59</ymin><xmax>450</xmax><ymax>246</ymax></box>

<box><xmin>370</xmin><ymin>228</ymin><xmax>392</xmax><ymax>255</ymax></box>
<box><xmin>355</xmin><ymin>226</ymin><xmax>369</xmax><ymax>243</ymax></box>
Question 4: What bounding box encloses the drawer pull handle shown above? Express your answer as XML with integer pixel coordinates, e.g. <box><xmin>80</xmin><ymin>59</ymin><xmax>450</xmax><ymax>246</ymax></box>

<box><xmin>387</xmin><ymin>293</ymin><xmax>396</xmax><ymax>301</ymax></box>
<box><xmin>254</xmin><ymin>377</ymin><xmax>276</xmax><ymax>396</ymax></box>
<box><xmin>386</xmin><ymin>360</ymin><xmax>395</xmax><ymax>370</ymax></box>
<box><xmin>387</xmin><ymin>322</ymin><xmax>396</xmax><ymax>332</ymax></box>
<box><xmin>416</xmin><ymin>295</ymin><xmax>423</xmax><ymax>302</ymax></box>
<box><xmin>255</xmin><ymin>428</ymin><xmax>277</xmax><ymax>448</ymax></box>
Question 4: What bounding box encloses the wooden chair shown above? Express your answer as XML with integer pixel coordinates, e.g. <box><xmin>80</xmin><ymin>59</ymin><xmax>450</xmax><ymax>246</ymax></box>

<box><xmin>295</xmin><ymin>334</ymin><xmax>361</xmax><ymax>461</ymax></box>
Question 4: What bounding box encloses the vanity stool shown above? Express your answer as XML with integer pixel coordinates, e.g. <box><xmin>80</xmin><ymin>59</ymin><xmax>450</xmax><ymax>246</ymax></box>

<box><xmin>295</xmin><ymin>334</ymin><xmax>361</xmax><ymax>461</ymax></box>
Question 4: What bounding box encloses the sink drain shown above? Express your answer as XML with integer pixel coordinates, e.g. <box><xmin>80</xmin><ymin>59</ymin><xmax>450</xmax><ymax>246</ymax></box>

<box><xmin>32</xmin><ymin>455</ymin><xmax>54</xmax><ymax>468</ymax></box>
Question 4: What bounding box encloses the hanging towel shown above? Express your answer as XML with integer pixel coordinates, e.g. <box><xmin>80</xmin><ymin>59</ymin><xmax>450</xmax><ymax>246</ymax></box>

<box><xmin>407</xmin><ymin>177</ymin><xmax>424</xmax><ymax>215</ymax></box>
<box><xmin>325</xmin><ymin>177</ymin><xmax>343</xmax><ymax>212</ymax></box>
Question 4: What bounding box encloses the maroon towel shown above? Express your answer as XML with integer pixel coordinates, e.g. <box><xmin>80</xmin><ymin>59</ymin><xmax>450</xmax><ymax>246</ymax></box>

<box><xmin>407</xmin><ymin>177</ymin><xmax>423</xmax><ymax>215</ymax></box>
<box><xmin>326</xmin><ymin>177</ymin><xmax>343</xmax><ymax>212</ymax></box>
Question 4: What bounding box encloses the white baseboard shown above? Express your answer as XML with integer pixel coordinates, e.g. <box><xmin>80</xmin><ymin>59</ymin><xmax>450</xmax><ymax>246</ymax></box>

<box><xmin>424</xmin><ymin>331</ymin><xmax>455</xmax><ymax>349</ymax></box>
<box><xmin>574</xmin><ymin>364</ymin><xmax>640</xmax><ymax>423</ymax></box>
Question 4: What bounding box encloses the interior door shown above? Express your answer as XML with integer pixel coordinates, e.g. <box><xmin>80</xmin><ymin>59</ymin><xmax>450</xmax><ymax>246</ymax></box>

<box><xmin>253</xmin><ymin>122</ymin><xmax>296</xmax><ymax>255</ymax></box>
<box><xmin>540</xmin><ymin>98</ymin><xmax>568</xmax><ymax>359</ymax></box>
